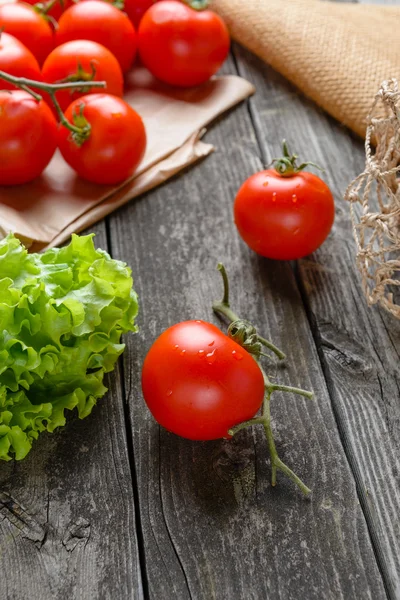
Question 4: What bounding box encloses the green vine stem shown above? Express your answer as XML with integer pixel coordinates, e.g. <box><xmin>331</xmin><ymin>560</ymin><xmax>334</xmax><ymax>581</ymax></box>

<box><xmin>212</xmin><ymin>263</ymin><xmax>313</xmax><ymax>496</ymax></box>
<box><xmin>0</xmin><ymin>70</ymin><xmax>106</xmax><ymax>142</ymax></box>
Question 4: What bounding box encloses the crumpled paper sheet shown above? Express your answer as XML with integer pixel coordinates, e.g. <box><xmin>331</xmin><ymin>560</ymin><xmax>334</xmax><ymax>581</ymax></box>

<box><xmin>0</xmin><ymin>67</ymin><xmax>254</xmax><ymax>251</ymax></box>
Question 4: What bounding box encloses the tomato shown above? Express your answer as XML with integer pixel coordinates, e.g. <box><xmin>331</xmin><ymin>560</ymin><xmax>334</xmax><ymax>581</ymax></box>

<box><xmin>0</xmin><ymin>90</ymin><xmax>57</xmax><ymax>185</ymax></box>
<box><xmin>141</xmin><ymin>320</ymin><xmax>265</xmax><ymax>440</ymax></box>
<box><xmin>0</xmin><ymin>32</ymin><xmax>42</xmax><ymax>89</ymax></box>
<box><xmin>234</xmin><ymin>146</ymin><xmax>335</xmax><ymax>261</ymax></box>
<box><xmin>121</xmin><ymin>0</ymin><xmax>156</xmax><ymax>29</ymax></box>
<box><xmin>57</xmin><ymin>93</ymin><xmax>146</xmax><ymax>185</ymax></box>
<box><xmin>42</xmin><ymin>40</ymin><xmax>124</xmax><ymax>112</ymax></box>
<box><xmin>21</xmin><ymin>0</ymin><xmax>74</xmax><ymax>23</ymax></box>
<box><xmin>138</xmin><ymin>0</ymin><xmax>230</xmax><ymax>87</ymax></box>
<box><xmin>56</xmin><ymin>1</ymin><xmax>137</xmax><ymax>73</ymax></box>
<box><xmin>0</xmin><ymin>3</ymin><xmax>53</xmax><ymax>66</ymax></box>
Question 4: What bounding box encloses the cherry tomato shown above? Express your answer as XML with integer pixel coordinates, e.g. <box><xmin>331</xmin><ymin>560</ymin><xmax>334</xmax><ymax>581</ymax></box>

<box><xmin>21</xmin><ymin>0</ymin><xmax>74</xmax><ymax>23</ymax></box>
<box><xmin>138</xmin><ymin>0</ymin><xmax>230</xmax><ymax>87</ymax></box>
<box><xmin>42</xmin><ymin>40</ymin><xmax>124</xmax><ymax>112</ymax></box>
<box><xmin>234</xmin><ymin>163</ymin><xmax>335</xmax><ymax>261</ymax></box>
<box><xmin>141</xmin><ymin>320</ymin><xmax>265</xmax><ymax>440</ymax></box>
<box><xmin>0</xmin><ymin>90</ymin><xmax>57</xmax><ymax>185</ymax></box>
<box><xmin>0</xmin><ymin>3</ymin><xmax>53</xmax><ymax>66</ymax></box>
<box><xmin>56</xmin><ymin>1</ymin><xmax>137</xmax><ymax>73</ymax></box>
<box><xmin>121</xmin><ymin>0</ymin><xmax>156</xmax><ymax>29</ymax></box>
<box><xmin>0</xmin><ymin>32</ymin><xmax>42</xmax><ymax>89</ymax></box>
<box><xmin>57</xmin><ymin>93</ymin><xmax>147</xmax><ymax>185</ymax></box>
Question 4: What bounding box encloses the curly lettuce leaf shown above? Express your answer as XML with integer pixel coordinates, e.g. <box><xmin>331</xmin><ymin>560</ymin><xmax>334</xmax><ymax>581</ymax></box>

<box><xmin>0</xmin><ymin>234</ymin><xmax>138</xmax><ymax>461</ymax></box>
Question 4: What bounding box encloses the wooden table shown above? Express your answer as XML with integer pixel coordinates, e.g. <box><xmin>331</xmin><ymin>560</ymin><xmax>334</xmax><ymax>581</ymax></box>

<box><xmin>1</xmin><ymin>1</ymin><xmax>399</xmax><ymax>598</ymax></box>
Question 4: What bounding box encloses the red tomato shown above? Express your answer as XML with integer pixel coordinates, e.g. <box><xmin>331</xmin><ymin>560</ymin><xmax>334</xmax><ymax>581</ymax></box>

<box><xmin>234</xmin><ymin>169</ymin><xmax>335</xmax><ymax>261</ymax></box>
<box><xmin>0</xmin><ymin>3</ymin><xmax>53</xmax><ymax>66</ymax></box>
<box><xmin>141</xmin><ymin>320</ymin><xmax>265</xmax><ymax>440</ymax></box>
<box><xmin>0</xmin><ymin>32</ymin><xmax>42</xmax><ymax>89</ymax></box>
<box><xmin>56</xmin><ymin>1</ymin><xmax>137</xmax><ymax>73</ymax></box>
<box><xmin>42</xmin><ymin>40</ymin><xmax>123</xmax><ymax>112</ymax></box>
<box><xmin>21</xmin><ymin>0</ymin><xmax>74</xmax><ymax>22</ymax></box>
<box><xmin>57</xmin><ymin>93</ymin><xmax>146</xmax><ymax>185</ymax></box>
<box><xmin>138</xmin><ymin>0</ymin><xmax>230</xmax><ymax>87</ymax></box>
<box><xmin>0</xmin><ymin>90</ymin><xmax>57</xmax><ymax>185</ymax></box>
<box><xmin>121</xmin><ymin>0</ymin><xmax>156</xmax><ymax>29</ymax></box>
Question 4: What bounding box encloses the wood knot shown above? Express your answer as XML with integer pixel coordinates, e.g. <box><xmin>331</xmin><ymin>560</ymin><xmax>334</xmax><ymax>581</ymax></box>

<box><xmin>62</xmin><ymin>516</ymin><xmax>91</xmax><ymax>552</ymax></box>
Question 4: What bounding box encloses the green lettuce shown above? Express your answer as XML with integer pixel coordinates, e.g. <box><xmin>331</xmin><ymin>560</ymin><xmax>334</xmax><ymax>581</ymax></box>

<box><xmin>0</xmin><ymin>234</ymin><xmax>138</xmax><ymax>461</ymax></box>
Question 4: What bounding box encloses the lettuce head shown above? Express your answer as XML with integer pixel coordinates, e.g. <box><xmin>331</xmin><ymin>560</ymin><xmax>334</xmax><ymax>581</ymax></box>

<box><xmin>0</xmin><ymin>234</ymin><xmax>138</xmax><ymax>461</ymax></box>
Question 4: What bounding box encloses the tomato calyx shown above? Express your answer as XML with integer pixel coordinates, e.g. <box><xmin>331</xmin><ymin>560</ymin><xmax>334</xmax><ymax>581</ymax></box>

<box><xmin>213</xmin><ymin>263</ymin><xmax>313</xmax><ymax>496</ymax></box>
<box><xmin>59</xmin><ymin>61</ymin><xmax>97</xmax><ymax>95</ymax></box>
<box><xmin>68</xmin><ymin>103</ymin><xmax>91</xmax><ymax>146</ymax></box>
<box><xmin>272</xmin><ymin>139</ymin><xmax>324</xmax><ymax>178</ymax></box>
<box><xmin>180</xmin><ymin>0</ymin><xmax>210</xmax><ymax>11</ymax></box>
<box><xmin>109</xmin><ymin>0</ymin><xmax>126</xmax><ymax>11</ymax></box>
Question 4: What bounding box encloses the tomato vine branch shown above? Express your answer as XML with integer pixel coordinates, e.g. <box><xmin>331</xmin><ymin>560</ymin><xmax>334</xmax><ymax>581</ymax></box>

<box><xmin>0</xmin><ymin>71</ymin><xmax>106</xmax><ymax>140</ymax></box>
<box><xmin>212</xmin><ymin>263</ymin><xmax>313</xmax><ymax>496</ymax></box>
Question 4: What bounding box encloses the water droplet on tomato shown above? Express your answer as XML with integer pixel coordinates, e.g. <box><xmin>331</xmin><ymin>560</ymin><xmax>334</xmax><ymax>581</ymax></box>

<box><xmin>180</xmin><ymin>349</ymin><xmax>186</xmax><ymax>355</ymax></box>
<box><xmin>208</xmin><ymin>340</ymin><xmax>215</xmax><ymax>347</ymax></box>
<box><xmin>195</xmin><ymin>320</ymin><xmax>202</xmax><ymax>324</ymax></box>
<box><xmin>166</xmin><ymin>389</ymin><xmax>172</xmax><ymax>397</ymax></box>
<box><xmin>198</xmin><ymin>350</ymin><xmax>205</xmax><ymax>357</ymax></box>
<box><xmin>206</xmin><ymin>349</ymin><xmax>217</xmax><ymax>364</ymax></box>
<box><xmin>272</xmin><ymin>192</ymin><xmax>277</xmax><ymax>202</ymax></box>
<box><xmin>232</xmin><ymin>350</ymin><xmax>243</xmax><ymax>361</ymax></box>
<box><xmin>292</xmin><ymin>194</ymin><xmax>297</xmax><ymax>203</ymax></box>
<box><xmin>173</xmin><ymin>344</ymin><xmax>179</xmax><ymax>351</ymax></box>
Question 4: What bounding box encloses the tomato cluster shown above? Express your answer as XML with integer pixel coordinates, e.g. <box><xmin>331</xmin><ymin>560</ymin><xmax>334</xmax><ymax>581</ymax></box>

<box><xmin>0</xmin><ymin>0</ymin><xmax>230</xmax><ymax>186</ymax></box>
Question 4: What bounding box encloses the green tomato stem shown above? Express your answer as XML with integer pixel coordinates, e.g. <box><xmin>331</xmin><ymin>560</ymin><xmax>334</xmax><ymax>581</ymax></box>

<box><xmin>213</xmin><ymin>263</ymin><xmax>313</xmax><ymax>496</ymax></box>
<box><xmin>0</xmin><ymin>71</ymin><xmax>106</xmax><ymax>95</ymax></box>
<box><xmin>212</xmin><ymin>263</ymin><xmax>285</xmax><ymax>360</ymax></box>
<box><xmin>257</xmin><ymin>335</ymin><xmax>286</xmax><ymax>361</ymax></box>
<box><xmin>270</xmin><ymin>383</ymin><xmax>314</xmax><ymax>400</ymax></box>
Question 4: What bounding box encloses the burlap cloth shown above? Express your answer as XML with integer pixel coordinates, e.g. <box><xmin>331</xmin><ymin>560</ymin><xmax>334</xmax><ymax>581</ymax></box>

<box><xmin>212</xmin><ymin>0</ymin><xmax>400</xmax><ymax>138</ymax></box>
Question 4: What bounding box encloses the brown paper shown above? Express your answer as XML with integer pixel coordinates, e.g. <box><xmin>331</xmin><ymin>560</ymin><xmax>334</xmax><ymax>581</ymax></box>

<box><xmin>0</xmin><ymin>67</ymin><xmax>254</xmax><ymax>250</ymax></box>
<box><xmin>212</xmin><ymin>0</ymin><xmax>400</xmax><ymax>139</ymax></box>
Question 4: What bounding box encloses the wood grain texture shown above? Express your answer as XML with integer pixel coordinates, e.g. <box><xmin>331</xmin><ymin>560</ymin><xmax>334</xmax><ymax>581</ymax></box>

<box><xmin>232</xmin><ymin>41</ymin><xmax>400</xmax><ymax>599</ymax></box>
<box><xmin>108</xmin><ymin>54</ymin><xmax>386</xmax><ymax>600</ymax></box>
<box><xmin>0</xmin><ymin>223</ymin><xmax>144</xmax><ymax>600</ymax></box>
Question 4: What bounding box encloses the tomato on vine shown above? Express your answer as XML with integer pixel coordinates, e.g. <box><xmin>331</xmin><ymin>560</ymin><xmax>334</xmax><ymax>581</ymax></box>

<box><xmin>0</xmin><ymin>3</ymin><xmax>53</xmax><ymax>65</ymax></box>
<box><xmin>138</xmin><ymin>0</ymin><xmax>230</xmax><ymax>87</ymax></box>
<box><xmin>0</xmin><ymin>90</ymin><xmax>57</xmax><ymax>185</ymax></box>
<box><xmin>0</xmin><ymin>32</ymin><xmax>42</xmax><ymax>89</ymax></box>
<box><xmin>234</xmin><ymin>142</ymin><xmax>335</xmax><ymax>260</ymax></box>
<box><xmin>42</xmin><ymin>40</ymin><xmax>123</xmax><ymax>112</ymax></box>
<box><xmin>57</xmin><ymin>93</ymin><xmax>147</xmax><ymax>185</ymax></box>
<box><xmin>56</xmin><ymin>1</ymin><xmax>137</xmax><ymax>73</ymax></box>
<box><xmin>142</xmin><ymin>264</ymin><xmax>313</xmax><ymax>495</ymax></box>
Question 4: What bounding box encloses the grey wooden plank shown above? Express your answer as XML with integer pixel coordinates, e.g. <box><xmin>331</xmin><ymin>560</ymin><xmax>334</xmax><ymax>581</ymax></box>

<box><xmin>108</xmin><ymin>55</ymin><xmax>386</xmax><ymax>600</ymax></box>
<box><xmin>0</xmin><ymin>223</ymin><xmax>144</xmax><ymax>600</ymax></box>
<box><xmin>232</xmin><ymin>41</ymin><xmax>400</xmax><ymax>599</ymax></box>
